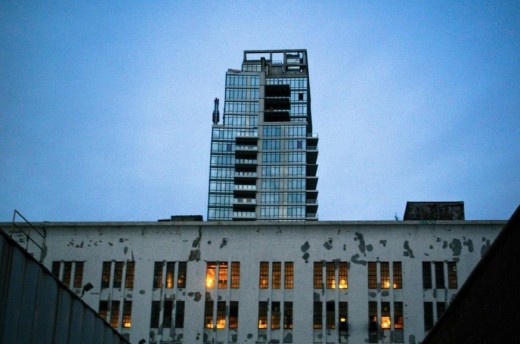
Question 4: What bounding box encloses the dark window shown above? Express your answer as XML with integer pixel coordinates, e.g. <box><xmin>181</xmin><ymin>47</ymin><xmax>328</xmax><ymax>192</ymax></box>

<box><xmin>259</xmin><ymin>262</ymin><xmax>269</xmax><ymax>289</ymax></box>
<box><xmin>422</xmin><ymin>262</ymin><xmax>432</xmax><ymax>289</ymax></box>
<box><xmin>150</xmin><ymin>301</ymin><xmax>160</xmax><ymax>328</ymax></box>
<box><xmin>368</xmin><ymin>262</ymin><xmax>377</xmax><ymax>289</ymax></box>
<box><xmin>272</xmin><ymin>262</ymin><xmax>281</xmax><ymax>289</ymax></box>
<box><xmin>314</xmin><ymin>262</ymin><xmax>323</xmax><ymax>289</ymax></box>
<box><xmin>258</xmin><ymin>301</ymin><xmax>268</xmax><ymax>329</ymax></box>
<box><xmin>74</xmin><ymin>262</ymin><xmax>84</xmax><ymax>288</ymax></box>
<box><xmin>178</xmin><ymin>262</ymin><xmax>187</xmax><ymax>288</ymax></box>
<box><xmin>271</xmin><ymin>302</ymin><xmax>281</xmax><ymax>329</ymax></box>
<box><xmin>231</xmin><ymin>262</ymin><xmax>240</xmax><ymax>288</ymax></box>
<box><xmin>175</xmin><ymin>301</ymin><xmax>185</xmax><ymax>328</ymax></box>
<box><xmin>393</xmin><ymin>262</ymin><xmax>402</xmax><ymax>289</ymax></box>
<box><xmin>326</xmin><ymin>301</ymin><xmax>335</xmax><ymax>329</ymax></box>
<box><xmin>436</xmin><ymin>302</ymin><xmax>446</xmax><ymax>320</ymax></box>
<box><xmin>447</xmin><ymin>262</ymin><xmax>457</xmax><ymax>289</ymax></box>
<box><xmin>284</xmin><ymin>302</ymin><xmax>293</xmax><ymax>329</ymax></box>
<box><xmin>163</xmin><ymin>300</ymin><xmax>173</xmax><ymax>328</ymax></box>
<box><xmin>369</xmin><ymin>301</ymin><xmax>378</xmax><ymax>343</ymax></box>
<box><xmin>99</xmin><ymin>301</ymin><xmax>109</xmax><ymax>322</ymax></box>
<box><xmin>153</xmin><ymin>262</ymin><xmax>163</xmax><ymax>288</ymax></box>
<box><xmin>204</xmin><ymin>301</ymin><xmax>214</xmax><ymax>328</ymax></box>
<box><xmin>435</xmin><ymin>262</ymin><xmax>445</xmax><ymax>289</ymax></box>
<box><xmin>424</xmin><ymin>302</ymin><xmax>434</xmax><ymax>331</ymax></box>
<box><xmin>394</xmin><ymin>302</ymin><xmax>404</xmax><ymax>329</ymax></box>
<box><xmin>113</xmin><ymin>262</ymin><xmax>123</xmax><ymax>288</ymax></box>
<box><xmin>52</xmin><ymin>261</ymin><xmax>60</xmax><ymax>277</ymax></box>
<box><xmin>229</xmin><ymin>301</ymin><xmax>238</xmax><ymax>329</ymax></box>
<box><xmin>313</xmin><ymin>301</ymin><xmax>322</xmax><ymax>329</ymax></box>
<box><xmin>122</xmin><ymin>301</ymin><xmax>132</xmax><ymax>328</ymax></box>
<box><xmin>284</xmin><ymin>262</ymin><xmax>294</xmax><ymax>289</ymax></box>
<box><xmin>339</xmin><ymin>302</ymin><xmax>348</xmax><ymax>332</ymax></box>
<box><xmin>101</xmin><ymin>262</ymin><xmax>111</xmax><ymax>289</ymax></box>
<box><xmin>125</xmin><ymin>262</ymin><xmax>135</xmax><ymax>289</ymax></box>
<box><xmin>63</xmin><ymin>262</ymin><xmax>72</xmax><ymax>287</ymax></box>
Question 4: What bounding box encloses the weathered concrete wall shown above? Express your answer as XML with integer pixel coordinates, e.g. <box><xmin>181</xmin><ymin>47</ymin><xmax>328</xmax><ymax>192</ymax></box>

<box><xmin>1</xmin><ymin>220</ymin><xmax>503</xmax><ymax>344</ymax></box>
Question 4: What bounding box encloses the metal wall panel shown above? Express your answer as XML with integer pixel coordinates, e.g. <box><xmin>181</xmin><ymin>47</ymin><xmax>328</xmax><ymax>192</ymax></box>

<box><xmin>0</xmin><ymin>230</ymin><xmax>129</xmax><ymax>344</ymax></box>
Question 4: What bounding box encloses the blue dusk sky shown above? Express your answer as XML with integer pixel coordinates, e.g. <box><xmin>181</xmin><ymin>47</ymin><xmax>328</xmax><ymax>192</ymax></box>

<box><xmin>1</xmin><ymin>1</ymin><xmax>519</xmax><ymax>222</ymax></box>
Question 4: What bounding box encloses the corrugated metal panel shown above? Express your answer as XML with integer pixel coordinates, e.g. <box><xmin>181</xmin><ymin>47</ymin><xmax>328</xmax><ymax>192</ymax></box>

<box><xmin>0</xmin><ymin>230</ymin><xmax>129</xmax><ymax>344</ymax></box>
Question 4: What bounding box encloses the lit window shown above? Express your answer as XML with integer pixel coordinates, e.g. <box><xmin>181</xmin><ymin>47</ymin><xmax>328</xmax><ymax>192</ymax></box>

<box><xmin>258</xmin><ymin>301</ymin><xmax>268</xmax><ymax>329</ymax></box>
<box><xmin>381</xmin><ymin>302</ymin><xmax>391</xmax><ymax>329</ymax></box>
<box><xmin>206</xmin><ymin>262</ymin><xmax>216</xmax><ymax>289</ymax></box>
<box><xmin>122</xmin><ymin>301</ymin><xmax>132</xmax><ymax>328</ymax></box>
<box><xmin>218</xmin><ymin>262</ymin><xmax>228</xmax><ymax>289</ymax></box>
<box><xmin>231</xmin><ymin>262</ymin><xmax>240</xmax><ymax>288</ymax></box>
<box><xmin>205</xmin><ymin>301</ymin><xmax>214</xmax><ymax>328</ymax></box>
<box><xmin>166</xmin><ymin>262</ymin><xmax>175</xmax><ymax>288</ymax></box>
<box><xmin>381</xmin><ymin>262</ymin><xmax>390</xmax><ymax>289</ymax></box>
<box><xmin>339</xmin><ymin>262</ymin><xmax>348</xmax><ymax>289</ymax></box>
<box><xmin>101</xmin><ymin>262</ymin><xmax>111</xmax><ymax>289</ymax></box>
<box><xmin>284</xmin><ymin>262</ymin><xmax>294</xmax><ymax>289</ymax></box>
<box><xmin>326</xmin><ymin>262</ymin><xmax>335</xmax><ymax>289</ymax></box>
<box><xmin>259</xmin><ymin>262</ymin><xmax>269</xmax><ymax>289</ymax></box>
<box><xmin>216</xmin><ymin>301</ymin><xmax>226</xmax><ymax>329</ymax></box>
<box><xmin>314</xmin><ymin>262</ymin><xmax>323</xmax><ymax>289</ymax></box>
<box><xmin>113</xmin><ymin>262</ymin><xmax>123</xmax><ymax>288</ymax></box>
<box><xmin>272</xmin><ymin>262</ymin><xmax>281</xmax><ymax>289</ymax></box>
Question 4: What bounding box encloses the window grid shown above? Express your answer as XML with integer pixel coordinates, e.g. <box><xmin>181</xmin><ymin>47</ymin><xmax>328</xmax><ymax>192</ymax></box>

<box><xmin>258</xmin><ymin>301</ymin><xmax>268</xmax><ymax>329</ymax></box>
<box><xmin>381</xmin><ymin>262</ymin><xmax>390</xmax><ymax>289</ymax></box>
<box><xmin>394</xmin><ymin>302</ymin><xmax>404</xmax><ymax>329</ymax></box>
<box><xmin>204</xmin><ymin>301</ymin><xmax>214</xmax><ymax>328</ymax></box>
<box><xmin>113</xmin><ymin>262</ymin><xmax>123</xmax><ymax>288</ymax></box>
<box><xmin>216</xmin><ymin>301</ymin><xmax>226</xmax><ymax>329</ymax></box>
<box><xmin>339</xmin><ymin>302</ymin><xmax>348</xmax><ymax>332</ymax></box>
<box><xmin>284</xmin><ymin>262</ymin><xmax>294</xmax><ymax>289</ymax></box>
<box><xmin>166</xmin><ymin>262</ymin><xmax>175</xmax><ymax>288</ymax></box>
<box><xmin>339</xmin><ymin>262</ymin><xmax>348</xmax><ymax>289</ymax></box>
<box><xmin>393</xmin><ymin>262</ymin><xmax>402</xmax><ymax>289</ymax></box>
<box><xmin>231</xmin><ymin>262</ymin><xmax>240</xmax><ymax>288</ymax></box>
<box><xmin>271</xmin><ymin>302</ymin><xmax>281</xmax><ymax>329</ymax></box>
<box><xmin>122</xmin><ymin>301</ymin><xmax>132</xmax><ymax>328</ymax></box>
<box><xmin>259</xmin><ymin>262</ymin><xmax>269</xmax><ymax>289</ymax></box>
<box><xmin>447</xmin><ymin>262</ymin><xmax>457</xmax><ymax>289</ymax></box>
<box><xmin>313</xmin><ymin>302</ymin><xmax>322</xmax><ymax>329</ymax></box>
<box><xmin>368</xmin><ymin>262</ymin><xmax>377</xmax><ymax>289</ymax></box>
<box><xmin>110</xmin><ymin>301</ymin><xmax>120</xmax><ymax>328</ymax></box>
<box><xmin>314</xmin><ymin>262</ymin><xmax>323</xmax><ymax>289</ymax></box>
<box><xmin>272</xmin><ymin>262</ymin><xmax>281</xmax><ymax>289</ymax></box>
<box><xmin>229</xmin><ymin>301</ymin><xmax>239</xmax><ymax>329</ymax></box>
<box><xmin>218</xmin><ymin>262</ymin><xmax>228</xmax><ymax>289</ymax></box>
<box><xmin>125</xmin><ymin>262</ymin><xmax>135</xmax><ymax>289</ymax></box>
<box><xmin>326</xmin><ymin>262</ymin><xmax>335</xmax><ymax>289</ymax></box>
<box><xmin>284</xmin><ymin>302</ymin><xmax>293</xmax><ymax>329</ymax></box>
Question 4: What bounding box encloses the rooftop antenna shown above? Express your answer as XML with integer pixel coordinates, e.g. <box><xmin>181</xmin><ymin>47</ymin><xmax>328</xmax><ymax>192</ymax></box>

<box><xmin>212</xmin><ymin>98</ymin><xmax>220</xmax><ymax>124</ymax></box>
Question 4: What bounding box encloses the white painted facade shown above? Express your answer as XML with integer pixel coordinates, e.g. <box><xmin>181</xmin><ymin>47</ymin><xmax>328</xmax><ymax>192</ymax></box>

<box><xmin>13</xmin><ymin>220</ymin><xmax>503</xmax><ymax>344</ymax></box>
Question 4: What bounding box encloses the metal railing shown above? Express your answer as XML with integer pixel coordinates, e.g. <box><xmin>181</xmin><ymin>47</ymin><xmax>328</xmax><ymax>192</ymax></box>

<box><xmin>11</xmin><ymin>210</ymin><xmax>46</xmax><ymax>262</ymax></box>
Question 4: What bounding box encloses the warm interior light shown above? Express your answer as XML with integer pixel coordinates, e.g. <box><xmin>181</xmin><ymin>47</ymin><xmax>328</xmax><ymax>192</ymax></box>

<box><xmin>205</xmin><ymin>320</ymin><xmax>213</xmax><ymax>329</ymax></box>
<box><xmin>258</xmin><ymin>320</ymin><xmax>267</xmax><ymax>329</ymax></box>
<box><xmin>216</xmin><ymin>319</ymin><xmax>226</xmax><ymax>329</ymax></box>
<box><xmin>383</xmin><ymin>279</ymin><xmax>390</xmax><ymax>289</ymax></box>
<box><xmin>206</xmin><ymin>277</ymin><xmax>214</xmax><ymax>288</ymax></box>
<box><xmin>340</xmin><ymin>317</ymin><xmax>347</xmax><ymax>323</ymax></box>
<box><xmin>260</xmin><ymin>278</ymin><xmax>268</xmax><ymax>288</ymax></box>
<box><xmin>393</xmin><ymin>283</ymin><xmax>397</xmax><ymax>288</ymax></box>
<box><xmin>381</xmin><ymin>316</ymin><xmax>391</xmax><ymax>329</ymax></box>
<box><xmin>331</xmin><ymin>279</ymin><xmax>336</xmax><ymax>288</ymax></box>
<box><xmin>123</xmin><ymin>321</ymin><xmax>131</xmax><ymax>328</ymax></box>
<box><xmin>339</xmin><ymin>279</ymin><xmax>348</xmax><ymax>289</ymax></box>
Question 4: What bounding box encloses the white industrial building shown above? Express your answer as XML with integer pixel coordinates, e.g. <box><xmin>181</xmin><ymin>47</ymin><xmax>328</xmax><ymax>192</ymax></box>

<box><xmin>3</xmin><ymin>216</ymin><xmax>504</xmax><ymax>344</ymax></box>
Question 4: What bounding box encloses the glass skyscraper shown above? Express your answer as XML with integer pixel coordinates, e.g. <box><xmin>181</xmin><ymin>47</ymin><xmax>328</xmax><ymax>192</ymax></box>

<box><xmin>208</xmin><ymin>49</ymin><xmax>318</xmax><ymax>221</ymax></box>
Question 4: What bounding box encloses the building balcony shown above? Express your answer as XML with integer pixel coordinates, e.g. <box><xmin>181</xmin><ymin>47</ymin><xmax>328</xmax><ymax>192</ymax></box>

<box><xmin>235</xmin><ymin>159</ymin><xmax>257</xmax><ymax>167</ymax></box>
<box><xmin>233</xmin><ymin>198</ymin><xmax>257</xmax><ymax>205</ymax></box>
<box><xmin>307</xmin><ymin>164</ymin><xmax>318</xmax><ymax>177</ymax></box>
<box><xmin>306</xmin><ymin>176</ymin><xmax>318</xmax><ymax>190</ymax></box>
<box><xmin>235</xmin><ymin>145</ymin><xmax>258</xmax><ymax>152</ymax></box>
<box><xmin>232</xmin><ymin>211</ymin><xmax>256</xmax><ymax>220</ymax></box>
<box><xmin>234</xmin><ymin>171</ymin><xmax>257</xmax><ymax>178</ymax></box>
<box><xmin>234</xmin><ymin>184</ymin><xmax>257</xmax><ymax>191</ymax></box>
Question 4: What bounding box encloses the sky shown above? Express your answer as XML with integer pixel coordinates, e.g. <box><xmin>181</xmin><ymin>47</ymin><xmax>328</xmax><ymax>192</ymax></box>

<box><xmin>1</xmin><ymin>1</ymin><xmax>519</xmax><ymax>222</ymax></box>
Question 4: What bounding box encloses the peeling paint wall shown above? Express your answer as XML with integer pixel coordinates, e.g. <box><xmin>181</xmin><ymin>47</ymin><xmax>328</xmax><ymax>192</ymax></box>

<box><xmin>1</xmin><ymin>220</ymin><xmax>504</xmax><ymax>344</ymax></box>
